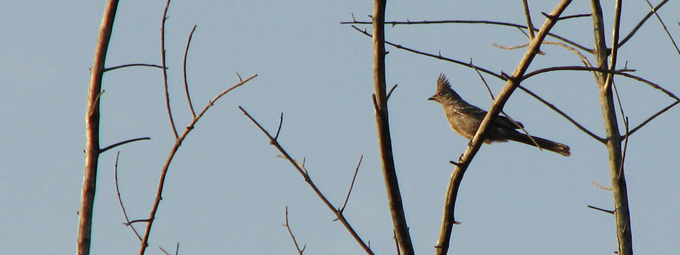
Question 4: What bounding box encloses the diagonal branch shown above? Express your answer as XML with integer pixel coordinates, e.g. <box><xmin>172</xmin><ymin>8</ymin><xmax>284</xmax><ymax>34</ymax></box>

<box><xmin>340</xmin><ymin>155</ymin><xmax>363</xmax><ymax>212</ymax></box>
<box><xmin>138</xmin><ymin>74</ymin><xmax>255</xmax><ymax>255</ymax></box>
<box><xmin>435</xmin><ymin>1</ymin><xmax>572</xmax><ymax>254</ymax></box>
<box><xmin>239</xmin><ymin>106</ymin><xmax>374</xmax><ymax>255</ymax></box>
<box><xmin>284</xmin><ymin>207</ymin><xmax>306</xmax><ymax>255</ymax></box>
<box><xmin>619</xmin><ymin>0</ymin><xmax>669</xmax><ymax>47</ymax></box>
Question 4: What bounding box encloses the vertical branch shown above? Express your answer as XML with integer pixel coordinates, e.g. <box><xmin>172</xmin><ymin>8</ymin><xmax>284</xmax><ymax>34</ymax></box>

<box><xmin>183</xmin><ymin>25</ymin><xmax>198</xmax><ymax>118</ymax></box>
<box><xmin>372</xmin><ymin>1</ymin><xmax>414</xmax><ymax>254</ymax></box>
<box><xmin>435</xmin><ymin>1</ymin><xmax>572</xmax><ymax>254</ymax></box>
<box><xmin>161</xmin><ymin>0</ymin><xmax>179</xmax><ymax>139</ymax></box>
<box><xmin>590</xmin><ymin>1</ymin><xmax>633</xmax><ymax>255</ymax></box>
<box><xmin>522</xmin><ymin>0</ymin><xmax>536</xmax><ymax>39</ymax></box>
<box><xmin>78</xmin><ymin>1</ymin><xmax>119</xmax><ymax>254</ymax></box>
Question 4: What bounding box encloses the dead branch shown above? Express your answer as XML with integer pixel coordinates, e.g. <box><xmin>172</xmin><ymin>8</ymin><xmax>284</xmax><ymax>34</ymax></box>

<box><xmin>435</xmin><ymin>1</ymin><xmax>572</xmax><ymax>254</ymax></box>
<box><xmin>114</xmin><ymin>152</ymin><xmax>143</xmax><ymax>241</ymax></box>
<box><xmin>183</xmin><ymin>25</ymin><xmax>198</xmax><ymax>118</ymax></box>
<box><xmin>284</xmin><ymin>207</ymin><xmax>306</xmax><ymax>255</ymax></box>
<box><xmin>78</xmin><ymin>1</ymin><xmax>119</xmax><ymax>254</ymax></box>
<box><xmin>239</xmin><ymin>106</ymin><xmax>374</xmax><ymax>255</ymax></box>
<box><xmin>138</xmin><ymin>74</ymin><xmax>255</xmax><ymax>254</ymax></box>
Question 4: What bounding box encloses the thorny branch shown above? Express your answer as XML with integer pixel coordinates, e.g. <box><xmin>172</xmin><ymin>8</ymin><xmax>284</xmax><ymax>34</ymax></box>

<box><xmin>239</xmin><ymin>106</ymin><xmax>374</xmax><ymax>255</ymax></box>
<box><xmin>284</xmin><ymin>207</ymin><xmax>306</xmax><ymax>255</ymax></box>
<box><xmin>138</xmin><ymin>74</ymin><xmax>255</xmax><ymax>255</ymax></box>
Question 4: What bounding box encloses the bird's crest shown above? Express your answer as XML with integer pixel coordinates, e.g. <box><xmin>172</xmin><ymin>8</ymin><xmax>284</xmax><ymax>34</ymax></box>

<box><xmin>437</xmin><ymin>74</ymin><xmax>451</xmax><ymax>91</ymax></box>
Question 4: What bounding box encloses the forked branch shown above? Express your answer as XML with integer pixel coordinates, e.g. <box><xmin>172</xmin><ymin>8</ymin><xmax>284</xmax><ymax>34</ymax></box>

<box><xmin>239</xmin><ymin>106</ymin><xmax>373</xmax><ymax>255</ymax></box>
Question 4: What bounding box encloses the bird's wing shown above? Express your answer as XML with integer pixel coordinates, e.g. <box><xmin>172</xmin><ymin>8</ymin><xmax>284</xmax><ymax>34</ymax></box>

<box><xmin>458</xmin><ymin>104</ymin><xmax>524</xmax><ymax>129</ymax></box>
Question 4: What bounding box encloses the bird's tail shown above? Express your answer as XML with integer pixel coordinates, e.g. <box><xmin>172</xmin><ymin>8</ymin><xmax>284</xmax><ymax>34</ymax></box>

<box><xmin>507</xmin><ymin>132</ymin><xmax>571</xmax><ymax>156</ymax></box>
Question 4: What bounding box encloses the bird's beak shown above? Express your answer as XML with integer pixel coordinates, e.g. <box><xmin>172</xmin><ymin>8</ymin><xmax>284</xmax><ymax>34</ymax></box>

<box><xmin>428</xmin><ymin>96</ymin><xmax>436</xmax><ymax>101</ymax></box>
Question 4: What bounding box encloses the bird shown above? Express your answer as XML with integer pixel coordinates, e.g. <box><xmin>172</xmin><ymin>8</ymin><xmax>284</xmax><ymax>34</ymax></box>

<box><xmin>428</xmin><ymin>73</ymin><xmax>570</xmax><ymax>156</ymax></box>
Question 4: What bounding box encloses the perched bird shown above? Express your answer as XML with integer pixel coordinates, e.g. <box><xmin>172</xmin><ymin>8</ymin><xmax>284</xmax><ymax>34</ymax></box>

<box><xmin>428</xmin><ymin>74</ymin><xmax>570</xmax><ymax>156</ymax></box>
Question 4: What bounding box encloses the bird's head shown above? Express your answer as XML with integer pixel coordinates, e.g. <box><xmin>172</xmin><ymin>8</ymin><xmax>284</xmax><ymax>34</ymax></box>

<box><xmin>428</xmin><ymin>73</ymin><xmax>461</xmax><ymax>104</ymax></box>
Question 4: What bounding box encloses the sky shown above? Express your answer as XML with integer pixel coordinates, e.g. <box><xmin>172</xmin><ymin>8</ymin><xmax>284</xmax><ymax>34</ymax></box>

<box><xmin>2</xmin><ymin>1</ymin><xmax>680</xmax><ymax>254</ymax></box>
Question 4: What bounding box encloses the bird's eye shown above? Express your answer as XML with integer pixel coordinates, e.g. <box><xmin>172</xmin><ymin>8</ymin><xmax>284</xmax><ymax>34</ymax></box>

<box><xmin>438</xmin><ymin>92</ymin><xmax>445</xmax><ymax>96</ymax></box>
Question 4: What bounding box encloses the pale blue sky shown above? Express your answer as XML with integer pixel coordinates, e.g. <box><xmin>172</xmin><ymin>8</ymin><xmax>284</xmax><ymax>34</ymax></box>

<box><xmin>2</xmin><ymin>1</ymin><xmax>679</xmax><ymax>254</ymax></box>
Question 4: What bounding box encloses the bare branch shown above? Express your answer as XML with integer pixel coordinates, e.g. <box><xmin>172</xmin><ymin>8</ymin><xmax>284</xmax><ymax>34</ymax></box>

<box><xmin>435</xmin><ymin>2</ymin><xmax>572</xmax><ymax>253</ymax></box>
<box><xmin>114</xmin><ymin>152</ymin><xmax>143</xmax><ymax>241</ymax></box>
<box><xmin>523</xmin><ymin>66</ymin><xmax>678</xmax><ymax>101</ymax></box>
<box><xmin>644</xmin><ymin>0</ymin><xmax>680</xmax><ymax>56</ymax></box>
<box><xmin>239</xmin><ymin>107</ymin><xmax>374</xmax><ymax>255</ymax></box>
<box><xmin>587</xmin><ymin>205</ymin><xmax>615</xmax><ymax>214</ymax></box>
<box><xmin>101</xmin><ymin>137</ymin><xmax>151</xmax><ymax>153</ymax></box>
<box><xmin>517</xmin><ymin>86</ymin><xmax>604</xmax><ymax>142</ymax></box>
<box><xmin>344</xmin><ymin>19</ymin><xmax>593</xmax><ymax>53</ymax></box>
<box><xmin>386</xmin><ymin>84</ymin><xmax>398</xmax><ymax>101</ymax></box>
<box><xmin>619</xmin><ymin>0</ymin><xmax>669</xmax><ymax>47</ymax></box>
<box><xmin>78</xmin><ymin>1</ymin><xmax>119</xmax><ymax>254</ymax></box>
<box><xmin>183</xmin><ymin>25</ymin><xmax>198</xmax><ymax>118</ymax></box>
<box><xmin>591</xmin><ymin>181</ymin><xmax>613</xmax><ymax>191</ymax></box>
<box><xmin>351</xmin><ymin>25</ymin><xmax>505</xmax><ymax>81</ymax></box>
<box><xmin>624</xmin><ymin>100</ymin><xmax>680</xmax><ymax>139</ymax></box>
<box><xmin>521</xmin><ymin>0</ymin><xmax>535</xmax><ymax>39</ymax></box>
<box><xmin>558</xmin><ymin>13</ymin><xmax>592</xmax><ymax>20</ymax></box>
<box><xmin>138</xmin><ymin>74</ymin><xmax>256</xmax><ymax>254</ymax></box>
<box><xmin>158</xmin><ymin>243</ymin><xmax>179</xmax><ymax>255</ymax></box>
<box><xmin>274</xmin><ymin>112</ymin><xmax>284</xmax><ymax>141</ymax></box>
<box><xmin>105</xmin><ymin>63</ymin><xmax>165</xmax><ymax>72</ymax></box>
<box><xmin>372</xmin><ymin>1</ymin><xmax>413</xmax><ymax>253</ymax></box>
<box><xmin>284</xmin><ymin>207</ymin><xmax>306</xmax><ymax>255</ymax></box>
<box><xmin>341</xmin><ymin>155</ymin><xmax>363</xmax><ymax>212</ymax></box>
<box><xmin>160</xmin><ymin>0</ymin><xmax>179</xmax><ymax>139</ymax></box>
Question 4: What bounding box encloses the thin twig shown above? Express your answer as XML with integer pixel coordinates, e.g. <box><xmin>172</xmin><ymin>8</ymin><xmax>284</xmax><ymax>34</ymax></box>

<box><xmin>386</xmin><ymin>84</ymin><xmax>398</xmax><ymax>101</ymax></box>
<box><xmin>101</xmin><ymin>137</ymin><xmax>151</xmax><ymax>153</ymax></box>
<box><xmin>644</xmin><ymin>0</ymin><xmax>680</xmax><ymax>56</ymax></box>
<box><xmin>341</xmin><ymin>155</ymin><xmax>363</xmax><ymax>212</ymax></box>
<box><xmin>524</xmin><ymin>65</ymin><xmax>678</xmax><ymax>99</ymax></box>
<box><xmin>239</xmin><ymin>106</ymin><xmax>374</xmax><ymax>255</ymax></box>
<box><xmin>89</xmin><ymin>90</ymin><xmax>105</xmax><ymax>116</ymax></box>
<box><xmin>351</xmin><ymin>25</ymin><xmax>505</xmax><ymax>80</ymax></box>
<box><xmin>344</xmin><ymin>19</ymin><xmax>593</xmax><ymax>52</ymax></box>
<box><xmin>274</xmin><ymin>112</ymin><xmax>284</xmax><ymax>141</ymax></box>
<box><xmin>558</xmin><ymin>13</ymin><xmax>592</xmax><ymax>20</ymax></box>
<box><xmin>517</xmin><ymin>86</ymin><xmax>604</xmax><ymax>142</ymax></box>
<box><xmin>522</xmin><ymin>0</ymin><xmax>535</xmax><ymax>39</ymax></box>
<box><xmin>591</xmin><ymin>181</ymin><xmax>613</xmax><ymax>191</ymax></box>
<box><xmin>105</xmin><ymin>63</ymin><xmax>165</xmax><ymax>72</ymax></box>
<box><xmin>183</xmin><ymin>25</ymin><xmax>198</xmax><ymax>118</ymax></box>
<box><xmin>619</xmin><ymin>0</ymin><xmax>669</xmax><ymax>47</ymax></box>
<box><xmin>587</xmin><ymin>205</ymin><xmax>615</xmax><ymax>214</ymax></box>
<box><xmin>624</xmin><ymin>100</ymin><xmax>680</xmax><ymax>139</ymax></box>
<box><xmin>159</xmin><ymin>247</ymin><xmax>170</xmax><ymax>255</ymax></box>
<box><xmin>284</xmin><ymin>207</ymin><xmax>306</xmax><ymax>255</ymax></box>
<box><xmin>114</xmin><ymin>152</ymin><xmax>143</xmax><ymax>241</ymax></box>
<box><xmin>160</xmin><ymin>0</ymin><xmax>179</xmax><ymax>139</ymax></box>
